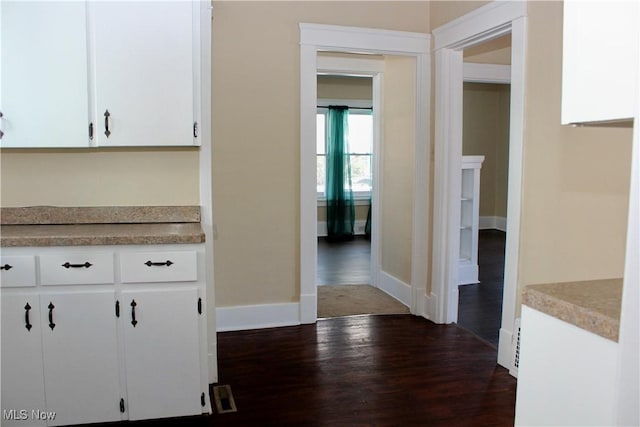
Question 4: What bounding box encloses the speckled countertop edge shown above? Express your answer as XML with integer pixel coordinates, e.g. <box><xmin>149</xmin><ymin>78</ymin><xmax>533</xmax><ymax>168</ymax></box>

<box><xmin>0</xmin><ymin>223</ymin><xmax>205</xmax><ymax>247</ymax></box>
<box><xmin>0</xmin><ymin>206</ymin><xmax>204</xmax><ymax>247</ymax></box>
<box><xmin>1</xmin><ymin>206</ymin><xmax>200</xmax><ymax>225</ymax></box>
<box><xmin>522</xmin><ymin>278</ymin><xmax>623</xmax><ymax>342</ymax></box>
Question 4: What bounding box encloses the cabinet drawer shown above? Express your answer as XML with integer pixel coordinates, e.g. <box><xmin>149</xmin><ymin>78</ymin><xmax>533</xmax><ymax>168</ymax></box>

<box><xmin>120</xmin><ymin>251</ymin><xmax>197</xmax><ymax>283</ymax></box>
<box><xmin>40</xmin><ymin>253</ymin><xmax>114</xmax><ymax>285</ymax></box>
<box><xmin>0</xmin><ymin>256</ymin><xmax>37</xmax><ymax>287</ymax></box>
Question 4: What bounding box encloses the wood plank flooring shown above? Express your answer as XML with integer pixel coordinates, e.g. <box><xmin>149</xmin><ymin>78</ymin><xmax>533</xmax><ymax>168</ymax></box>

<box><xmin>457</xmin><ymin>230</ymin><xmax>506</xmax><ymax>347</ymax></box>
<box><xmin>317</xmin><ymin>236</ymin><xmax>371</xmax><ymax>285</ymax></box>
<box><xmin>210</xmin><ymin>315</ymin><xmax>516</xmax><ymax>426</ymax></box>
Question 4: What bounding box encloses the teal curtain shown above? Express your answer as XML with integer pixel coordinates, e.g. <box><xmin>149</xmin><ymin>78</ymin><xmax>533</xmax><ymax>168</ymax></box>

<box><xmin>326</xmin><ymin>106</ymin><xmax>355</xmax><ymax>241</ymax></box>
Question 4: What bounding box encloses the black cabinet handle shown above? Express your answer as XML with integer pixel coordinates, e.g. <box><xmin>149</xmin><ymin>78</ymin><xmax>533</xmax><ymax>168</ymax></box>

<box><xmin>115</xmin><ymin>300</ymin><xmax>120</xmax><ymax>318</ymax></box>
<box><xmin>130</xmin><ymin>300</ymin><xmax>137</xmax><ymax>327</ymax></box>
<box><xmin>0</xmin><ymin>264</ymin><xmax>13</xmax><ymax>270</ymax></box>
<box><xmin>198</xmin><ymin>297</ymin><xmax>202</xmax><ymax>314</ymax></box>
<box><xmin>61</xmin><ymin>262</ymin><xmax>93</xmax><ymax>269</ymax></box>
<box><xmin>104</xmin><ymin>110</ymin><xmax>111</xmax><ymax>137</ymax></box>
<box><xmin>144</xmin><ymin>260</ymin><xmax>174</xmax><ymax>267</ymax></box>
<box><xmin>25</xmin><ymin>303</ymin><xmax>32</xmax><ymax>331</ymax></box>
<box><xmin>48</xmin><ymin>302</ymin><xmax>56</xmax><ymax>330</ymax></box>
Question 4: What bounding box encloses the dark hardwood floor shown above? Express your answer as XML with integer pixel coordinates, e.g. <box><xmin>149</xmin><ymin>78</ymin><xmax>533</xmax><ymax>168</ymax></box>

<box><xmin>210</xmin><ymin>315</ymin><xmax>516</xmax><ymax>426</ymax></box>
<box><xmin>457</xmin><ymin>230</ymin><xmax>506</xmax><ymax>347</ymax></box>
<box><xmin>317</xmin><ymin>236</ymin><xmax>371</xmax><ymax>285</ymax></box>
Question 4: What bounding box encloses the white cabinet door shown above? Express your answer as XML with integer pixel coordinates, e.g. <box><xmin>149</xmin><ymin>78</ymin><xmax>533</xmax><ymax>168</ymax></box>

<box><xmin>40</xmin><ymin>291</ymin><xmax>122</xmax><ymax>426</ymax></box>
<box><xmin>121</xmin><ymin>287</ymin><xmax>202</xmax><ymax>420</ymax></box>
<box><xmin>0</xmin><ymin>1</ymin><xmax>89</xmax><ymax>147</ymax></box>
<box><xmin>561</xmin><ymin>1</ymin><xmax>639</xmax><ymax>124</ymax></box>
<box><xmin>1</xmin><ymin>294</ymin><xmax>47</xmax><ymax>427</ymax></box>
<box><xmin>90</xmin><ymin>1</ymin><xmax>197</xmax><ymax>147</ymax></box>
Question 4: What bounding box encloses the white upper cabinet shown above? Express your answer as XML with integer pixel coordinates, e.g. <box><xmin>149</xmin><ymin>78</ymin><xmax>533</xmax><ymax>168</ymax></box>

<box><xmin>90</xmin><ymin>1</ymin><xmax>198</xmax><ymax>147</ymax></box>
<box><xmin>0</xmin><ymin>1</ymin><xmax>200</xmax><ymax>147</ymax></box>
<box><xmin>0</xmin><ymin>1</ymin><xmax>90</xmax><ymax>148</ymax></box>
<box><xmin>561</xmin><ymin>1</ymin><xmax>639</xmax><ymax>125</ymax></box>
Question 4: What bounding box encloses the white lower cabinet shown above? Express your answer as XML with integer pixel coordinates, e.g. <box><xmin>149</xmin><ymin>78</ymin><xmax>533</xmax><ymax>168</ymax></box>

<box><xmin>121</xmin><ymin>288</ymin><xmax>202</xmax><ymax>420</ymax></box>
<box><xmin>0</xmin><ymin>245</ymin><xmax>210</xmax><ymax>426</ymax></box>
<box><xmin>1</xmin><ymin>294</ymin><xmax>47</xmax><ymax>427</ymax></box>
<box><xmin>40</xmin><ymin>291</ymin><xmax>122</xmax><ymax>426</ymax></box>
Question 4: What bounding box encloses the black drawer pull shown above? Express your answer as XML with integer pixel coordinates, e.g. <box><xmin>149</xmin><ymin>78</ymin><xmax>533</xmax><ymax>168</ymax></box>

<box><xmin>131</xmin><ymin>300</ymin><xmax>138</xmax><ymax>327</ymax></box>
<box><xmin>25</xmin><ymin>303</ymin><xmax>33</xmax><ymax>331</ymax></box>
<box><xmin>1</xmin><ymin>264</ymin><xmax>13</xmax><ymax>270</ymax></box>
<box><xmin>62</xmin><ymin>262</ymin><xmax>93</xmax><ymax>269</ymax></box>
<box><xmin>144</xmin><ymin>260</ymin><xmax>174</xmax><ymax>267</ymax></box>
<box><xmin>48</xmin><ymin>302</ymin><xmax>56</xmax><ymax>330</ymax></box>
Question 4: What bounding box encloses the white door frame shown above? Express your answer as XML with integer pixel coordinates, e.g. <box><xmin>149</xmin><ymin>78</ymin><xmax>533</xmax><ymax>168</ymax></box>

<box><xmin>299</xmin><ymin>23</ymin><xmax>430</xmax><ymax>323</ymax></box>
<box><xmin>430</xmin><ymin>2</ymin><xmax>527</xmax><ymax>372</ymax></box>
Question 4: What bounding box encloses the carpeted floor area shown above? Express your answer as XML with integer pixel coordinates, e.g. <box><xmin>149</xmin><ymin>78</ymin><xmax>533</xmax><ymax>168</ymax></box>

<box><xmin>317</xmin><ymin>284</ymin><xmax>410</xmax><ymax>318</ymax></box>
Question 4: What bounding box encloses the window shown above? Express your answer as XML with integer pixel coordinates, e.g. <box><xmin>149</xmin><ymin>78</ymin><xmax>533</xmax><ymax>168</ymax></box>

<box><xmin>317</xmin><ymin>108</ymin><xmax>373</xmax><ymax>199</ymax></box>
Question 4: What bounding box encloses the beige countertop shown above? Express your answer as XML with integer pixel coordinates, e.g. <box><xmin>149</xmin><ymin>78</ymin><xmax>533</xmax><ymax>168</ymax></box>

<box><xmin>0</xmin><ymin>206</ymin><xmax>205</xmax><ymax>247</ymax></box>
<box><xmin>522</xmin><ymin>278</ymin><xmax>623</xmax><ymax>342</ymax></box>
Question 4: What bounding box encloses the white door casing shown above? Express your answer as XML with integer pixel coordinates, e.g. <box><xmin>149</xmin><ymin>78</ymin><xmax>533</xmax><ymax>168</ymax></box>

<box><xmin>299</xmin><ymin>24</ymin><xmax>431</xmax><ymax>323</ymax></box>
<box><xmin>431</xmin><ymin>1</ymin><xmax>527</xmax><ymax>373</ymax></box>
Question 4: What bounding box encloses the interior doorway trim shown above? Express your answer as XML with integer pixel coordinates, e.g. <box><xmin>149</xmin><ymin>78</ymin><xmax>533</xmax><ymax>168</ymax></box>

<box><xmin>430</xmin><ymin>2</ymin><xmax>527</xmax><ymax>373</ymax></box>
<box><xmin>299</xmin><ymin>23</ymin><xmax>431</xmax><ymax>323</ymax></box>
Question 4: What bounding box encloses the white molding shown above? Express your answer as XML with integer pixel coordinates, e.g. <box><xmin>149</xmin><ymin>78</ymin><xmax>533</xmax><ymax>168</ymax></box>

<box><xmin>317</xmin><ymin>220</ymin><xmax>368</xmax><ymax>237</ymax></box>
<box><xmin>216</xmin><ymin>303</ymin><xmax>301</xmax><ymax>332</ymax></box>
<box><xmin>479</xmin><ymin>215</ymin><xmax>507</xmax><ymax>232</ymax></box>
<box><xmin>300</xmin><ymin>23</ymin><xmax>429</xmax><ymax>55</ymax></box>
<box><xmin>499</xmin><ymin>327</ymin><xmax>515</xmax><ymax>374</ymax></box>
<box><xmin>432</xmin><ymin>1</ymin><xmax>527</xmax><ymax>51</ymax></box>
<box><xmin>423</xmin><ymin>292</ymin><xmax>438</xmax><ymax>321</ymax></box>
<box><xmin>379</xmin><ymin>271</ymin><xmax>411</xmax><ymax>307</ymax></box>
<box><xmin>197</xmin><ymin>0</ymin><xmax>216</xmax><ymax>384</ymax></box>
<box><xmin>614</xmin><ymin>43</ymin><xmax>640</xmax><ymax>424</ymax></box>
<box><xmin>299</xmin><ymin>293</ymin><xmax>317</xmax><ymax>324</ymax></box>
<box><xmin>300</xmin><ymin>24</ymin><xmax>431</xmax><ymax>324</ymax></box>
<box><xmin>463</xmin><ymin>63</ymin><xmax>511</xmax><ymax>84</ymax></box>
<box><xmin>432</xmin><ymin>1</ymin><xmax>527</xmax><ymax>375</ymax></box>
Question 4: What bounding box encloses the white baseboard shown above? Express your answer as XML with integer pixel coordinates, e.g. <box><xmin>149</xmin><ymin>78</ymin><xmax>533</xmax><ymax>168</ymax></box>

<box><xmin>318</xmin><ymin>219</ymin><xmax>368</xmax><ymax>237</ymax></box>
<box><xmin>498</xmin><ymin>327</ymin><xmax>516</xmax><ymax>375</ymax></box>
<box><xmin>216</xmin><ymin>302</ymin><xmax>300</xmax><ymax>332</ymax></box>
<box><xmin>379</xmin><ymin>271</ymin><xmax>411</xmax><ymax>307</ymax></box>
<box><xmin>423</xmin><ymin>292</ymin><xmax>438</xmax><ymax>321</ymax></box>
<box><xmin>479</xmin><ymin>216</ymin><xmax>507</xmax><ymax>232</ymax></box>
<box><xmin>299</xmin><ymin>293</ymin><xmax>317</xmax><ymax>324</ymax></box>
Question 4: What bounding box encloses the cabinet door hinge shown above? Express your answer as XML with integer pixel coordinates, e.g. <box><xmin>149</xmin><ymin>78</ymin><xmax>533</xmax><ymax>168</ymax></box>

<box><xmin>119</xmin><ymin>398</ymin><xmax>125</xmax><ymax>413</ymax></box>
<box><xmin>197</xmin><ymin>297</ymin><xmax>202</xmax><ymax>315</ymax></box>
<box><xmin>193</xmin><ymin>121</ymin><xmax>198</xmax><ymax>138</ymax></box>
<box><xmin>89</xmin><ymin>122</ymin><xmax>94</xmax><ymax>140</ymax></box>
<box><xmin>201</xmin><ymin>392</ymin><xmax>206</xmax><ymax>407</ymax></box>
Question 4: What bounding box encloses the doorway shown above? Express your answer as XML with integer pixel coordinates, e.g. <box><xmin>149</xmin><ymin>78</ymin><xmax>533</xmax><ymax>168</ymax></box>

<box><xmin>299</xmin><ymin>24</ymin><xmax>430</xmax><ymax>323</ymax></box>
<box><xmin>432</xmin><ymin>2</ymin><xmax>527</xmax><ymax>372</ymax></box>
<box><xmin>457</xmin><ymin>79</ymin><xmax>511</xmax><ymax>347</ymax></box>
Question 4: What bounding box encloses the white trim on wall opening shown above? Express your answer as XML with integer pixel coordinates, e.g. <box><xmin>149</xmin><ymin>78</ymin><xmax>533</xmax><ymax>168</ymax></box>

<box><xmin>431</xmin><ymin>1</ymin><xmax>527</xmax><ymax>375</ymax></box>
<box><xmin>300</xmin><ymin>23</ymin><xmax>430</xmax><ymax>323</ymax></box>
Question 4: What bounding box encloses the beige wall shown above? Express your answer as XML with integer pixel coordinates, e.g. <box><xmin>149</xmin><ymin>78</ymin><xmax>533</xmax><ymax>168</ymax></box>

<box><xmin>317</xmin><ymin>75</ymin><xmax>372</xmax><ymax>101</ymax></box>
<box><xmin>463</xmin><ymin>83</ymin><xmax>510</xmax><ymax>218</ymax></box>
<box><xmin>0</xmin><ymin>148</ymin><xmax>199</xmax><ymax>207</ymax></box>
<box><xmin>519</xmin><ymin>1</ymin><xmax>631</xmax><ymax>290</ymax></box>
<box><xmin>381</xmin><ymin>55</ymin><xmax>415</xmax><ymax>284</ymax></box>
<box><xmin>212</xmin><ymin>1</ymin><xmax>430</xmax><ymax>307</ymax></box>
<box><xmin>464</xmin><ymin>34</ymin><xmax>512</xmax><ymax>65</ymax></box>
<box><xmin>430</xmin><ymin>0</ymin><xmax>631</xmax><ymax>314</ymax></box>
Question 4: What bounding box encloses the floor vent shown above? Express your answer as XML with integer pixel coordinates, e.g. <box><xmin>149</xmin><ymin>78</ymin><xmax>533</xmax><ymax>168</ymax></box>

<box><xmin>511</xmin><ymin>317</ymin><xmax>522</xmax><ymax>377</ymax></box>
<box><xmin>212</xmin><ymin>385</ymin><xmax>238</xmax><ymax>414</ymax></box>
